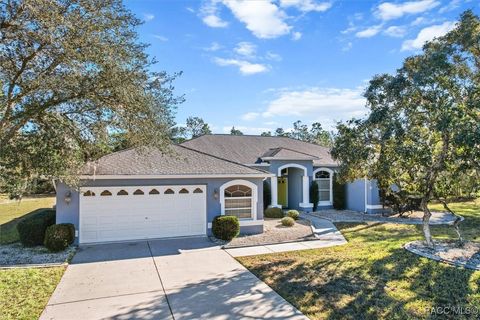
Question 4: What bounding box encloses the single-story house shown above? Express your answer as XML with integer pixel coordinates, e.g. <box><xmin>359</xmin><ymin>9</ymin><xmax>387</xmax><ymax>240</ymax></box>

<box><xmin>56</xmin><ymin>134</ymin><xmax>383</xmax><ymax>244</ymax></box>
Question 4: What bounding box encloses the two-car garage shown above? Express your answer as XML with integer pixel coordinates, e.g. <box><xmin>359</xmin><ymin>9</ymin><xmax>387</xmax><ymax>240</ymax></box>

<box><xmin>79</xmin><ymin>185</ymin><xmax>207</xmax><ymax>244</ymax></box>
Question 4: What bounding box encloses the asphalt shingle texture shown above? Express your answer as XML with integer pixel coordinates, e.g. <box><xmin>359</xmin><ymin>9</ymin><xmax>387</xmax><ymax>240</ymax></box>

<box><xmin>182</xmin><ymin>135</ymin><xmax>337</xmax><ymax>166</ymax></box>
<box><xmin>82</xmin><ymin>145</ymin><xmax>268</xmax><ymax>176</ymax></box>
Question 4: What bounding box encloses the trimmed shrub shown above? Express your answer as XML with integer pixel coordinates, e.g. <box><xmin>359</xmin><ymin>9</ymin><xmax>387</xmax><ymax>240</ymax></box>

<box><xmin>17</xmin><ymin>209</ymin><xmax>56</xmax><ymax>247</ymax></box>
<box><xmin>310</xmin><ymin>181</ymin><xmax>319</xmax><ymax>211</ymax></box>
<box><xmin>333</xmin><ymin>176</ymin><xmax>346</xmax><ymax>210</ymax></box>
<box><xmin>44</xmin><ymin>223</ymin><xmax>75</xmax><ymax>252</ymax></box>
<box><xmin>287</xmin><ymin>210</ymin><xmax>300</xmax><ymax>220</ymax></box>
<box><xmin>264</xmin><ymin>207</ymin><xmax>284</xmax><ymax>218</ymax></box>
<box><xmin>212</xmin><ymin>215</ymin><xmax>240</xmax><ymax>241</ymax></box>
<box><xmin>263</xmin><ymin>180</ymin><xmax>271</xmax><ymax>210</ymax></box>
<box><xmin>281</xmin><ymin>217</ymin><xmax>295</xmax><ymax>227</ymax></box>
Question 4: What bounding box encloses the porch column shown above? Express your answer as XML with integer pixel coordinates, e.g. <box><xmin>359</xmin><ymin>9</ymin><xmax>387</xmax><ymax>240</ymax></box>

<box><xmin>299</xmin><ymin>175</ymin><xmax>314</xmax><ymax>211</ymax></box>
<box><xmin>268</xmin><ymin>176</ymin><xmax>281</xmax><ymax>208</ymax></box>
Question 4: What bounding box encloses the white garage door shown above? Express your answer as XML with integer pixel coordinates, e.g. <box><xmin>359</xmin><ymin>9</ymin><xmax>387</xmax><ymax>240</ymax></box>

<box><xmin>79</xmin><ymin>185</ymin><xmax>207</xmax><ymax>244</ymax></box>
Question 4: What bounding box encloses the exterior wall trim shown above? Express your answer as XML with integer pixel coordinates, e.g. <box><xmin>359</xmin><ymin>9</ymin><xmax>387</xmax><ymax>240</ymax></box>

<box><xmin>277</xmin><ymin>163</ymin><xmax>307</xmax><ymax>176</ymax></box>
<box><xmin>219</xmin><ymin>179</ymin><xmax>258</xmax><ymax>221</ymax></box>
<box><xmin>313</xmin><ymin>167</ymin><xmax>334</xmax><ymax>206</ymax></box>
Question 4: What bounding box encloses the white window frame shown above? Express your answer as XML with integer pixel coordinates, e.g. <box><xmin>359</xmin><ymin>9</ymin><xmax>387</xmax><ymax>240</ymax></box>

<box><xmin>313</xmin><ymin>167</ymin><xmax>333</xmax><ymax>206</ymax></box>
<box><xmin>220</xmin><ymin>180</ymin><xmax>257</xmax><ymax>220</ymax></box>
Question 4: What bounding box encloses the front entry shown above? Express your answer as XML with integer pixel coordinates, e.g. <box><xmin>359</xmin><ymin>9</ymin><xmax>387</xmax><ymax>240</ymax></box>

<box><xmin>278</xmin><ymin>177</ymin><xmax>288</xmax><ymax>208</ymax></box>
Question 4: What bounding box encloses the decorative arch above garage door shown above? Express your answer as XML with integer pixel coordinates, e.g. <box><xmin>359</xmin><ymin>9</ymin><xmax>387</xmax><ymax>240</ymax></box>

<box><xmin>79</xmin><ymin>185</ymin><xmax>207</xmax><ymax>244</ymax></box>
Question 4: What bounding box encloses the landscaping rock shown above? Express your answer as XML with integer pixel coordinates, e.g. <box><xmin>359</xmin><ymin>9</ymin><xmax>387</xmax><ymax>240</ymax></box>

<box><xmin>404</xmin><ymin>240</ymin><xmax>480</xmax><ymax>270</ymax></box>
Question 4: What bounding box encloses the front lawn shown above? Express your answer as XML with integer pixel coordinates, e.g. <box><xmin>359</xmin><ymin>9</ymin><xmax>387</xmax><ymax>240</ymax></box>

<box><xmin>0</xmin><ymin>196</ymin><xmax>55</xmax><ymax>244</ymax></box>
<box><xmin>238</xmin><ymin>199</ymin><xmax>480</xmax><ymax>319</ymax></box>
<box><xmin>0</xmin><ymin>267</ymin><xmax>65</xmax><ymax>320</ymax></box>
<box><xmin>0</xmin><ymin>195</ymin><xmax>64</xmax><ymax>320</ymax></box>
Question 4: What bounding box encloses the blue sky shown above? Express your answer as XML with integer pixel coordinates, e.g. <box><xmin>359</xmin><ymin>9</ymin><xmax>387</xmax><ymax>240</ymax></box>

<box><xmin>125</xmin><ymin>0</ymin><xmax>478</xmax><ymax>134</ymax></box>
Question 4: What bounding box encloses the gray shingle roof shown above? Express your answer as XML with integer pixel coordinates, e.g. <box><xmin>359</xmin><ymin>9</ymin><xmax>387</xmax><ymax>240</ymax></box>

<box><xmin>260</xmin><ymin>148</ymin><xmax>319</xmax><ymax>161</ymax></box>
<box><xmin>82</xmin><ymin>145</ymin><xmax>270</xmax><ymax>176</ymax></box>
<box><xmin>181</xmin><ymin>135</ymin><xmax>337</xmax><ymax>167</ymax></box>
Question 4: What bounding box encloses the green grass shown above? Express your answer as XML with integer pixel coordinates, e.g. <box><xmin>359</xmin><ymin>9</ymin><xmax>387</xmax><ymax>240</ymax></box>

<box><xmin>0</xmin><ymin>195</ymin><xmax>64</xmax><ymax>319</ymax></box>
<box><xmin>238</xmin><ymin>199</ymin><xmax>480</xmax><ymax>320</ymax></box>
<box><xmin>0</xmin><ymin>267</ymin><xmax>65</xmax><ymax>320</ymax></box>
<box><xmin>0</xmin><ymin>196</ymin><xmax>55</xmax><ymax>244</ymax></box>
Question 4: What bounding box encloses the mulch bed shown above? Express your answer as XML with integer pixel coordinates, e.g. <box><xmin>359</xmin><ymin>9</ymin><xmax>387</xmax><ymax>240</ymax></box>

<box><xmin>221</xmin><ymin>218</ymin><xmax>316</xmax><ymax>248</ymax></box>
<box><xmin>0</xmin><ymin>243</ymin><xmax>76</xmax><ymax>268</ymax></box>
<box><xmin>404</xmin><ymin>240</ymin><xmax>480</xmax><ymax>270</ymax></box>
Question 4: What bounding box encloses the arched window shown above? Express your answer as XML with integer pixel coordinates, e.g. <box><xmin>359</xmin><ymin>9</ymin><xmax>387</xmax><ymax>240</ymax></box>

<box><xmin>149</xmin><ymin>189</ymin><xmax>160</xmax><ymax>195</ymax></box>
<box><xmin>314</xmin><ymin>168</ymin><xmax>333</xmax><ymax>205</ymax></box>
<box><xmin>133</xmin><ymin>189</ymin><xmax>144</xmax><ymax>195</ymax></box>
<box><xmin>83</xmin><ymin>190</ymin><xmax>95</xmax><ymax>196</ymax></box>
<box><xmin>100</xmin><ymin>190</ymin><xmax>112</xmax><ymax>196</ymax></box>
<box><xmin>179</xmin><ymin>188</ymin><xmax>189</xmax><ymax>194</ymax></box>
<box><xmin>223</xmin><ymin>185</ymin><xmax>253</xmax><ymax>219</ymax></box>
<box><xmin>164</xmin><ymin>188</ymin><xmax>174</xmax><ymax>194</ymax></box>
<box><xmin>117</xmin><ymin>190</ymin><xmax>128</xmax><ymax>196</ymax></box>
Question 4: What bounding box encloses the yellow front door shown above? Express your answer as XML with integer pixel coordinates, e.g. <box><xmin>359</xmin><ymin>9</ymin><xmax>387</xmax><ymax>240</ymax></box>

<box><xmin>278</xmin><ymin>177</ymin><xmax>288</xmax><ymax>208</ymax></box>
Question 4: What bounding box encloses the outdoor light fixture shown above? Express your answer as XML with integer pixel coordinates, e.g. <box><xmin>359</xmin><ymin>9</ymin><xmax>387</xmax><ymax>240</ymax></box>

<box><xmin>213</xmin><ymin>188</ymin><xmax>219</xmax><ymax>200</ymax></box>
<box><xmin>64</xmin><ymin>191</ymin><xmax>72</xmax><ymax>205</ymax></box>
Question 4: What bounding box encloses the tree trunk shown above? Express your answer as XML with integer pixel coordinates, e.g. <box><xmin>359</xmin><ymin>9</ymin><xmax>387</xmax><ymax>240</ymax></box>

<box><xmin>439</xmin><ymin>199</ymin><xmax>464</xmax><ymax>247</ymax></box>
<box><xmin>421</xmin><ymin>199</ymin><xmax>434</xmax><ymax>248</ymax></box>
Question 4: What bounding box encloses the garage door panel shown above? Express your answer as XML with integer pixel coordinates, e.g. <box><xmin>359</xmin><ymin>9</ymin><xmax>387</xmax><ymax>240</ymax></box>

<box><xmin>80</xmin><ymin>185</ymin><xmax>206</xmax><ymax>244</ymax></box>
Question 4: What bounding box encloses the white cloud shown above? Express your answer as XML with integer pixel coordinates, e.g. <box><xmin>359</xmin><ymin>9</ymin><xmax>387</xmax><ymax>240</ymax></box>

<box><xmin>203</xmin><ymin>14</ymin><xmax>229</xmax><ymax>27</ymax></box>
<box><xmin>266</xmin><ymin>51</ymin><xmax>282</xmax><ymax>61</ymax></box>
<box><xmin>213</xmin><ymin>58</ymin><xmax>269</xmax><ymax>75</ymax></box>
<box><xmin>383</xmin><ymin>25</ymin><xmax>407</xmax><ymax>38</ymax></box>
<box><xmin>200</xmin><ymin>1</ymin><xmax>229</xmax><ymax>28</ymax></box>
<box><xmin>186</xmin><ymin>7</ymin><xmax>195</xmax><ymax>13</ymax></box>
<box><xmin>262</xmin><ymin>87</ymin><xmax>367</xmax><ymax>129</ymax></box>
<box><xmin>234</xmin><ymin>42</ymin><xmax>257</xmax><ymax>57</ymax></box>
<box><xmin>292</xmin><ymin>31</ymin><xmax>302</xmax><ymax>40</ymax></box>
<box><xmin>153</xmin><ymin>35</ymin><xmax>168</xmax><ymax>42</ymax></box>
<box><xmin>401</xmin><ymin>21</ymin><xmax>455</xmax><ymax>51</ymax></box>
<box><xmin>143</xmin><ymin>13</ymin><xmax>155</xmax><ymax>22</ymax></box>
<box><xmin>279</xmin><ymin>0</ymin><xmax>332</xmax><ymax>12</ymax></box>
<box><xmin>241</xmin><ymin>112</ymin><xmax>261</xmax><ymax>121</ymax></box>
<box><xmin>355</xmin><ymin>25</ymin><xmax>383</xmax><ymax>38</ymax></box>
<box><xmin>204</xmin><ymin>42</ymin><xmax>222</xmax><ymax>51</ymax></box>
<box><xmin>375</xmin><ymin>0</ymin><xmax>440</xmax><ymax>21</ymax></box>
<box><xmin>222</xmin><ymin>0</ymin><xmax>292</xmax><ymax>39</ymax></box>
<box><xmin>439</xmin><ymin>0</ymin><xmax>462</xmax><ymax>13</ymax></box>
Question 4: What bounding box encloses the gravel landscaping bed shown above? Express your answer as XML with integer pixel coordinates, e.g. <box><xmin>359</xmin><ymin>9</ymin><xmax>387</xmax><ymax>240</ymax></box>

<box><xmin>312</xmin><ymin>209</ymin><xmax>459</xmax><ymax>225</ymax></box>
<box><xmin>222</xmin><ymin>218</ymin><xmax>316</xmax><ymax>248</ymax></box>
<box><xmin>405</xmin><ymin>240</ymin><xmax>480</xmax><ymax>270</ymax></box>
<box><xmin>0</xmin><ymin>243</ymin><xmax>76</xmax><ymax>267</ymax></box>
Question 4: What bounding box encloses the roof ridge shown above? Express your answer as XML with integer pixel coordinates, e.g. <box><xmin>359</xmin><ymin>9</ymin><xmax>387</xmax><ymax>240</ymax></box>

<box><xmin>275</xmin><ymin>147</ymin><xmax>320</xmax><ymax>158</ymax></box>
<box><xmin>177</xmin><ymin>144</ymin><xmax>271</xmax><ymax>175</ymax></box>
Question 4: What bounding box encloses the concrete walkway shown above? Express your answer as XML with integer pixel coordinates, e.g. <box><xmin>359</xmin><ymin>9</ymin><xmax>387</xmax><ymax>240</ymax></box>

<box><xmin>226</xmin><ymin>215</ymin><xmax>347</xmax><ymax>257</ymax></box>
<box><xmin>41</xmin><ymin>237</ymin><xmax>307</xmax><ymax>320</ymax></box>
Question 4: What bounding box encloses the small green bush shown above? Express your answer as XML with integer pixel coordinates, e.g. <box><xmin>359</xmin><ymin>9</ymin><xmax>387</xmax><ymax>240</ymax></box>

<box><xmin>17</xmin><ymin>209</ymin><xmax>56</xmax><ymax>247</ymax></box>
<box><xmin>44</xmin><ymin>224</ymin><xmax>75</xmax><ymax>252</ymax></box>
<box><xmin>212</xmin><ymin>215</ymin><xmax>240</xmax><ymax>241</ymax></box>
<box><xmin>333</xmin><ymin>176</ymin><xmax>346</xmax><ymax>210</ymax></box>
<box><xmin>281</xmin><ymin>217</ymin><xmax>295</xmax><ymax>227</ymax></box>
<box><xmin>287</xmin><ymin>210</ymin><xmax>300</xmax><ymax>220</ymax></box>
<box><xmin>264</xmin><ymin>207</ymin><xmax>284</xmax><ymax>218</ymax></box>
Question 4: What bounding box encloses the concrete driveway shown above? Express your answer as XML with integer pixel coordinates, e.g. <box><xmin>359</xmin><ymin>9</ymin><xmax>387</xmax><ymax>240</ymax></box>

<box><xmin>41</xmin><ymin>237</ymin><xmax>307</xmax><ymax>320</ymax></box>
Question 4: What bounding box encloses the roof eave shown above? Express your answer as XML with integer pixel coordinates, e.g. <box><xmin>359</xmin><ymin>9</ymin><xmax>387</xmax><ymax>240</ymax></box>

<box><xmin>79</xmin><ymin>173</ymin><xmax>274</xmax><ymax>180</ymax></box>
